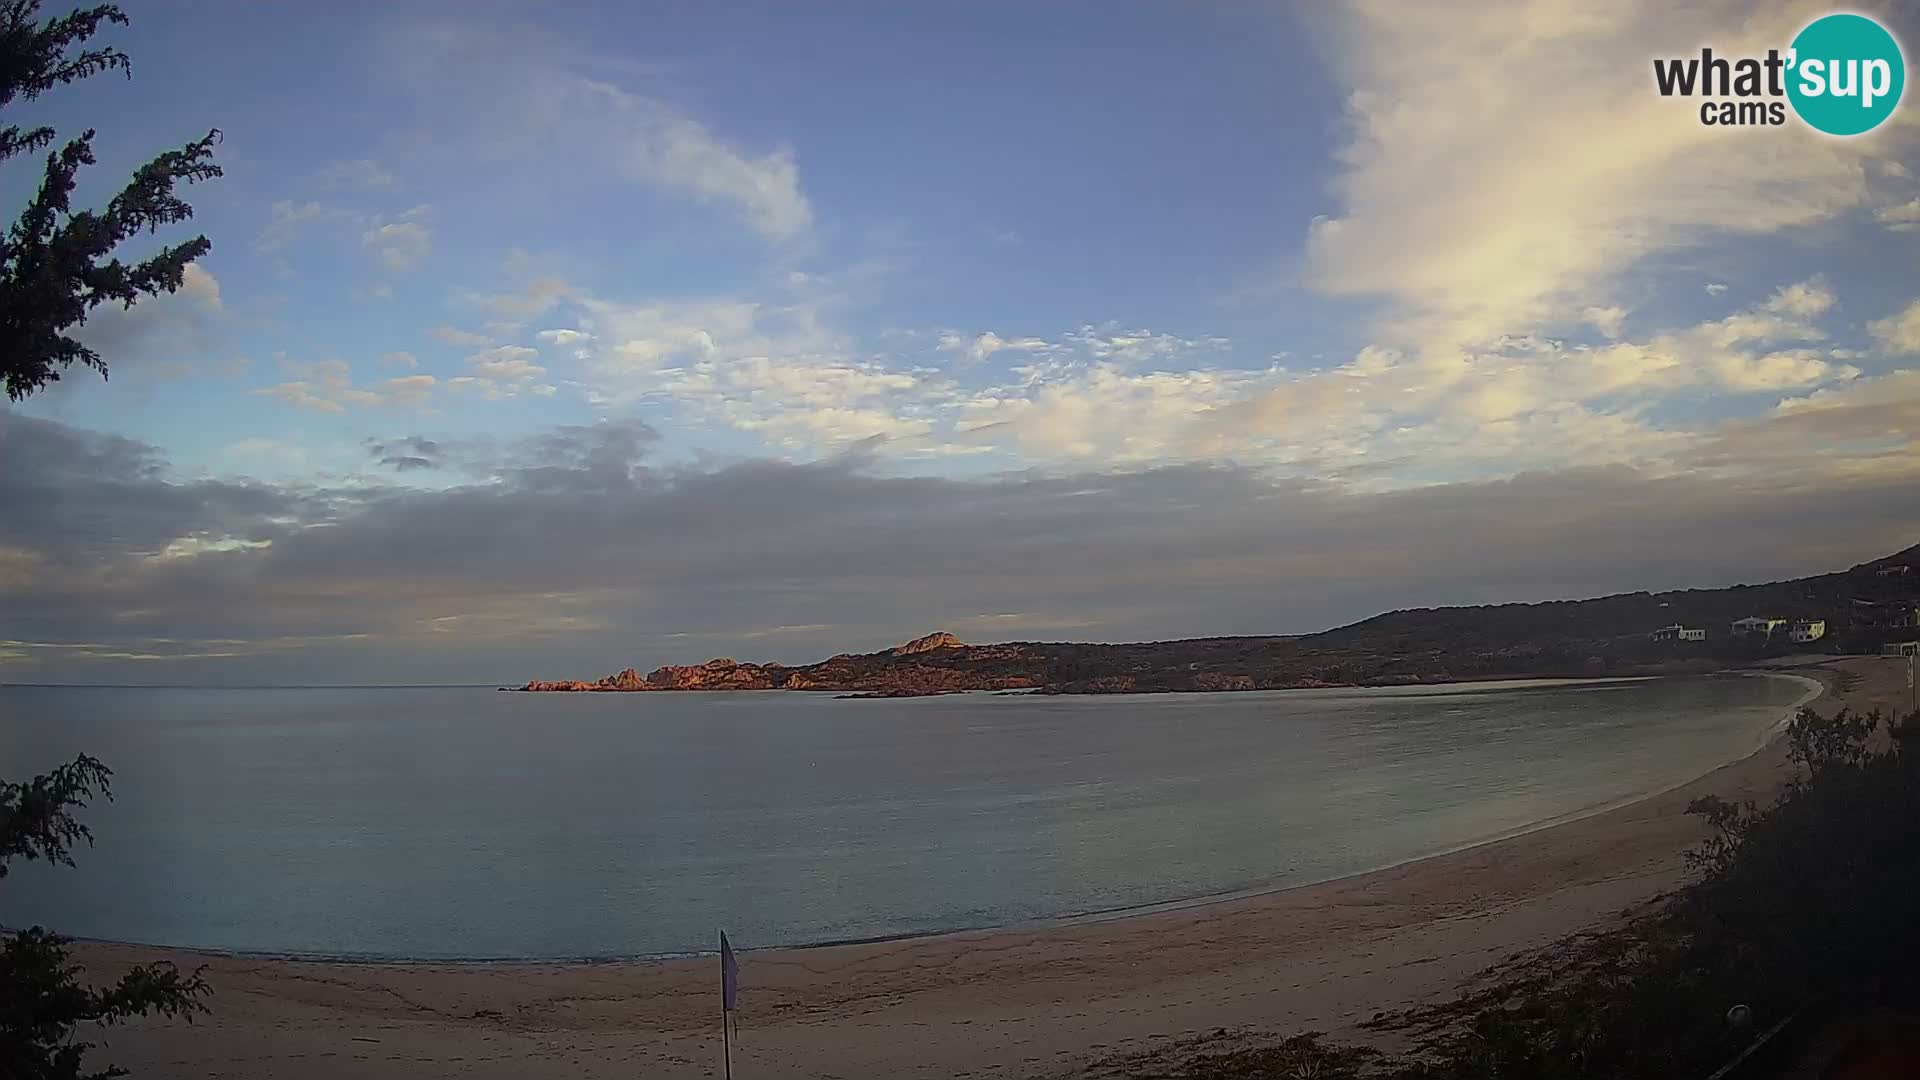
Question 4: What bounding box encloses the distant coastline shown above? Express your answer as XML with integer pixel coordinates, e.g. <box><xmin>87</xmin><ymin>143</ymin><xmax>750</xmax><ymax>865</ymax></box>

<box><xmin>508</xmin><ymin>542</ymin><xmax>1917</xmax><ymax>697</ymax></box>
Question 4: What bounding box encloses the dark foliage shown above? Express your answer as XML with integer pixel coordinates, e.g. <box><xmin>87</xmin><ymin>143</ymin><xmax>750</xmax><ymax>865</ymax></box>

<box><xmin>0</xmin><ymin>0</ymin><xmax>221</xmax><ymax>401</ymax></box>
<box><xmin>0</xmin><ymin>754</ymin><xmax>110</xmax><ymax>881</ymax></box>
<box><xmin>1</xmin><ymin>756</ymin><xmax>210</xmax><ymax>1079</ymax></box>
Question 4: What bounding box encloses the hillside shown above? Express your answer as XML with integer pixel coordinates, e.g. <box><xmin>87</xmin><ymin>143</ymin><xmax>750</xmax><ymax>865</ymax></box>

<box><xmin>512</xmin><ymin>543</ymin><xmax>1920</xmax><ymax>695</ymax></box>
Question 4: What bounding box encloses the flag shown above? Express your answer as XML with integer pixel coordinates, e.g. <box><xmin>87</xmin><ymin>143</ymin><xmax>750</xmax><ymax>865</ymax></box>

<box><xmin>720</xmin><ymin>930</ymin><xmax>739</xmax><ymax>1012</ymax></box>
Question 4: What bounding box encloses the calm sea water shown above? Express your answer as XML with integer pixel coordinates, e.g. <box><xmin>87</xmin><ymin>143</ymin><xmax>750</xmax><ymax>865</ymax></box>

<box><xmin>0</xmin><ymin>675</ymin><xmax>1810</xmax><ymax>959</ymax></box>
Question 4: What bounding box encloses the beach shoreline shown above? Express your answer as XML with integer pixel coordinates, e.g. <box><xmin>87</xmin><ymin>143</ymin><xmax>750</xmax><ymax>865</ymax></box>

<box><xmin>69</xmin><ymin>656</ymin><xmax>1906</xmax><ymax>1079</ymax></box>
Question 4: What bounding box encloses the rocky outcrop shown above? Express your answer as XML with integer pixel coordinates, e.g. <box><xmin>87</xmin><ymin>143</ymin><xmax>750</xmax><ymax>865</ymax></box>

<box><xmin>640</xmin><ymin>658</ymin><xmax>780</xmax><ymax>690</ymax></box>
<box><xmin>888</xmin><ymin>631</ymin><xmax>964</xmax><ymax>656</ymax></box>
<box><xmin>516</xmin><ymin>667</ymin><xmax>653</xmax><ymax>692</ymax></box>
<box><xmin>510</xmin><ymin>541</ymin><xmax>1920</xmax><ymax>696</ymax></box>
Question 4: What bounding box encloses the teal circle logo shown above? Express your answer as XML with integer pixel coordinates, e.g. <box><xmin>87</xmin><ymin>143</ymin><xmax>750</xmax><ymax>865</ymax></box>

<box><xmin>1787</xmin><ymin>13</ymin><xmax>1905</xmax><ymax>136</ymax></box>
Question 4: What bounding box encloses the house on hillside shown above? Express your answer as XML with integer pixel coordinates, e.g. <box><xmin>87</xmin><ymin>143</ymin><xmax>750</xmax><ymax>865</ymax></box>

<box><xmin>1650</xmin><ymin>624</ymin><xmax>1707</xmax><ymax>642</ymax></box>
<box><xmin>1730</xmin><ymin>616</ymin><xmax>1789</xmax><ymax>639</ymax></box>
<box><xmin>1789</xmin><ymin>619</ymin><xmax>1826</xmax><ymax>643</ymax></box>
<box><xmin>1876</xmin><ymin>564</ymin><xmax>1912</xmax><ymax>578</ymax></box>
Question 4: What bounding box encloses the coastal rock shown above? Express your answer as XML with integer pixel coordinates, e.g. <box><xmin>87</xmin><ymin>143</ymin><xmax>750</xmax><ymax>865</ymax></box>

<box><xmin>638</xmin><ymin>657</ymin><xmax>781</xmax><ymax>690</ymax></box>
<box><xmin>601</xmin><ymin>668</ymin><xmax>646</xmax><ymax>690</ymax></box>
<box><xmin>889</xmin><ymin>631</ymin><xmax>965</xmax><ymax>656</ymax></box>
<box><xmin>1190</xmin><ymin>672</ymin><xmax>1257</xmax><ymax>692</ymax></box>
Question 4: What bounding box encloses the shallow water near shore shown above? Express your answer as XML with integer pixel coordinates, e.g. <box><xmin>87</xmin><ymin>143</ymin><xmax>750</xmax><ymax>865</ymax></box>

<box><xmin>0</xmin><ymin>673</ymin><xmax>1810</xmax><ymax>960</ymax></box>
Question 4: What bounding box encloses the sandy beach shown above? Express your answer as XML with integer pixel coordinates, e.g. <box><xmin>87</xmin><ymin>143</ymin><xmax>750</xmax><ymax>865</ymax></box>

<box><xmin>70</xmin><ymin>656</ymin><xmax>1913</xmax><ymax>1080</ymax></box>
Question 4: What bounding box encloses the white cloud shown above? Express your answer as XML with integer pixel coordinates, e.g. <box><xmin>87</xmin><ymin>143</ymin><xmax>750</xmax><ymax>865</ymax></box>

<box><xmin>936</xmin><ymin>331</ymin><xmax>1053</xmax><ymax>363</ymax></box>
<box><xmin>430</xmin><ymin>325</ymin><xmax>493</xmax><ymax>347</ymax></box>
<box><xmin>957</xmin><ymin>364</ymin><xmax>1256</xmax><ymax>463</ymax></box>
<box><xmin>468</xmin><ymin>345</ymin><xmax>547</xmax><ymax>381</ymax></box>
<box><xmin>362</xmin><ymin>206</ymin><xmax>433</xmax><ymax>271</ymax></box>
<box><xmin>69</xmin><ymin>265</ymin><xmax>224</xmax><ymax>378</ymax></box>
<box><xmin>382</xmin><ymin>351</ymin><xmax>418</xmax><ymax>369</ymax></box>
<box><xmin>1066</xmin><ymin>325</ymin><xmax>1231</xmax><ymax>364</ymax></box>
<box><xmin>576</xmin><ymin>296</ymin><xmax>831</xmax><ymax>383</ymax></box>
<box><xmin>936</xmin><ymin>326</ymin><xmax>1229</xmax><ymax>368</ymax></box>
<box><xmin>662</xmin><ymin>357</ymin><xmax>937</xmax><ymax>447</ymax></box>
<box><xmin>1876</xmin><ymin>198</ymin><xmax>1920</xmax><ymax>232</ymax></box>
<box><xmin>1582</xmin><ymin>305</ymin><xmax>1627</xmax><ymax>339</ymax></box>
<box><xmin>538</xmin><ymin>276</ymin><xmax>1855</xmax><ymax>477</ymax></box>
<box><xmin>256</xmin><ymin>200</ymin><xmax>340</xmax><ymax>253</ymax></box>
<box><xmin>1870</xmin><ymin>300</ymin><xmax>1920</xmax><ymax>354</ymax></box>
<box><xmin>1304</xmin><ymin>0</ymin><xmax>1909</xmax><ymax>352</ymax></box>
<box><xmin>466</xmin><ymin>278</ymin><xmax>572</xmax><ymax>321</ymax></box>
<box><xmin>318</xmin><ymin>158</ymin><xmax>399</xmax><ymax>190</ymax></box>
<box><xmin>1705</xmin><ymin>283</ymin><xmax>1729</xmax><ymax>296</ymax></box>
<box><xmin>388</xmin><ymin>21</ymin><xmax>811</xmax><ymax>240</ymax></box>
<box><xmin>255</xmin><ymin>359</ymin><xmax>437</xmax><ymax>412</ymax></box>
<box><xmin>176</xmin><ymin>264</ymin><xmax>221</xmax><ymax>310</ymax></box>
<box><xmin>537</xmin><ymin>328</ymin><xmax>591</xmax><ymax>346</ymax></box>
<box><xmin>1760</xmin><ymin>279</ymin><xmax>1835</xmax><ymax>319</ymax></box>
<box><xmin>591</xmin><ymin>84</ymin><xmax>812</xmax><ymax>239</ymax></box>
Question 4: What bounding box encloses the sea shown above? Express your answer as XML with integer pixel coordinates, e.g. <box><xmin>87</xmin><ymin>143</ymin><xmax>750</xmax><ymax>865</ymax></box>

<box><xmin>0</xmin><ymin>673</ymin><xmax>1813</xmax><ymax>960</ymax></box>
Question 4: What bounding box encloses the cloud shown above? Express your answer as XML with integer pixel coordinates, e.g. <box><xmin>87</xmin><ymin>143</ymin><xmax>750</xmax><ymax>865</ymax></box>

<box><xmin>467</xmin><ymin>278</ymin><xmax>572</xmax><ymax>320</ymax></box>
<box><xmin>362</xmin><ymin>206</ymin><xmax>433</xmax><ymax>270</ymax></box>
<box><xmin>1705</xmin><ymin>283</ymin><xmax>1729</xmax><ymax>296</ymax></box>
<box><xmin>467</xmin><ymin>345</ymin><xmax>547</xmax><ymax>381</ymax></box>
<box><xmin>1875</xmin><ymin>198</ymin><xmax>1920</xmax><ymax>232</ymax></box>
<box><xmin>937</xmin><ymin>331</ymin><xmax>1053</xmax><ymax>363</ymax></box>
<box><xmin>382</xmin><ymin>351</ymin><xmax>418</xmax><ymax>369</ymax></box>
<box><xmin>1582</xmin><ymin>305</ymin><xmax>1627</xmax><ymax>339</ymax></box>
<box><xmin>6</xmin><ymin>412</ymin><xmax>1920</xmax><ymax>683</ymax></box>
<box><xmin>443</xmin><ymin>268</ymin><xmax>1862</xmax><ymax>478</ymax></box>
<box><xmin>659</xmin><ymin>356</ymin><xmax>938</xmax><ymax>448</ymax></box>
<box><xmin>593</xmin><ymin>85</ymin><xmax>812</xmax><ymax>239</ymax></box>
<box><xmin>255</xmin><ymin>359</ymin><xmax>437</xmax><ymax>413</ymax></box>
<box><xmin>66</xmin><ymin>265</ymin><xmax>224</xmax><ymax>381</ymax></box>
<box><xmin>1870</xmin><ymin>300</ymin><xmax>1920</xmax><ymax>354</ymax></box>
<box><xmin>383</xmin><ymin>20</ymin><xmax>812</xmax><ymax>240</ymax></box>
<box><xmin>430</xmin><ymin>325</ymin><xmax>493</xmax><ymax>347</ymax></box>
<box><xmin>366</xmin><ymin>435</ymin><xmax>444</xmax><ymax>471</ymax></box>
<box><xmin>256</xmin><ymin>200</ymin><xmax>340</xmax><ymax>252</ymax></box>
<box><xmin>318</xmin><ymin>158</ymin><xmax>400</xmax><ymax>190</ymax></box>
<box><xmin>1304</xmin><ymin>0</ymin><xmax>1911</xmax><ymax>352</ymax></box>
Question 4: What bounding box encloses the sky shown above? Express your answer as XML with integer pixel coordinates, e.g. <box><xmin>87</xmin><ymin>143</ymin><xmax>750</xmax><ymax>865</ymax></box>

<box><xmin>4</xmin><ymin>0</ymin><xmax>1920</xmax><ymax>685</ymax></box>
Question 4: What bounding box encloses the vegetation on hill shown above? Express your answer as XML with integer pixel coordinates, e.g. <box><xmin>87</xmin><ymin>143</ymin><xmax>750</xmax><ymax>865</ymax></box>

<box><xmin>521</xmin><ymin>544</ymin><xmax>1920</xmax><ymax>694</ymax></box>
<box><xmin>1101</xmin><ymin>703</ymin><xmax>1920</xmax><ymax>1079</ymax></box>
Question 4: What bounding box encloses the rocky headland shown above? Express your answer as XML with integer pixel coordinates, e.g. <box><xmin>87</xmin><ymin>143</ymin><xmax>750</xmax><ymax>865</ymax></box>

<box><xmin>508</xmin><ymin>543</ymin><xmax>1920</xmax><ymax>696</ymax></box>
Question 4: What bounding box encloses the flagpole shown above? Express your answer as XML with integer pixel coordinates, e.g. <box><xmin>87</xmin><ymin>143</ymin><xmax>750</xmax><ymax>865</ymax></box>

<box><xmin>720</xmin><ymin>930</ymin><xmax>733</xmax><ymax>1080</ymax></box>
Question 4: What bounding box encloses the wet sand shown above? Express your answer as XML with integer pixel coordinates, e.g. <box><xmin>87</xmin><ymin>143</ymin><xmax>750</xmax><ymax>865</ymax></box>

<box><xmin>71</xmin><ymin>656</ymin><xmax>1912</xmax><ymax>1079</ymax></box>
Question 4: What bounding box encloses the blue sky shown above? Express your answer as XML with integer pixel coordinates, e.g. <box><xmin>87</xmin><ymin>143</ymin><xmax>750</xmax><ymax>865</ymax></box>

<box><xmin>5</xmin><ymin>0</ymin><xmax>1920</xmax><ymax>682</ymax></box>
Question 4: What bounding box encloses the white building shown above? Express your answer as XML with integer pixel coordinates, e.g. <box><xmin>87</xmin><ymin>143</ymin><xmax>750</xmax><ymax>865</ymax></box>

<box><xmin>1788</xmin><ymin>619</ymin><xmax>1826</xmax><ymax>643</ymax></box>
<box><xmin>1730</xmin><ymin>617</ymin><xmax>1788</xmax><ymax>639</ymax></box>
<box><xmin>1650</xmin><ymin>624</ymin><xmax>1707</xmax><ymax>642</ymax></box>
<box><xmin>1883</xmin><ymin>641</ymin><xmax>1920</xmax><ymax>658</ymax></box>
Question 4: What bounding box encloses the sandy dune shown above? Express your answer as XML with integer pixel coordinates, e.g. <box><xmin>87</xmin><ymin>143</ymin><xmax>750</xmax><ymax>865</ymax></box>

<box><xmin>71</xmin><ymin>656</ymin><xmax>1913</xmax><ymax>1079</ymax></box>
